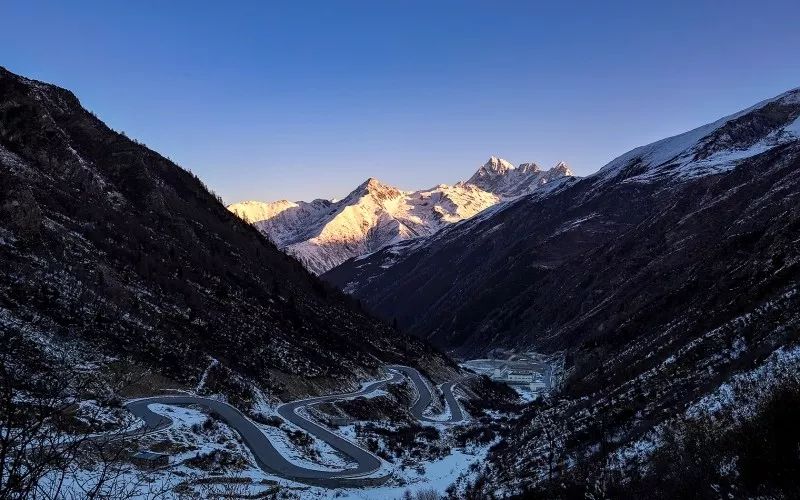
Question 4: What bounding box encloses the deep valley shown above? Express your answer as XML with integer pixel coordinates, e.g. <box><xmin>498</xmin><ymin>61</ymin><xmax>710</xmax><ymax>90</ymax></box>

<box><xmin>2</xmin><ymin>26</ymin><xmax>800</xmax><ymax>500</ymax></box>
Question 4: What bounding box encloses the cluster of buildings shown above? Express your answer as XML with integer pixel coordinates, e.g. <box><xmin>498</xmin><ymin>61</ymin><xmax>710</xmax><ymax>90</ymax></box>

<box><xmin>462</xmin><ymin>351</ymin><xmax>554</xmax><ymax>394</ymax></box>
<box><xmin>491</xmin><ymin>366</ymin><xmax>547</xmax><ymax>391</ymax></box>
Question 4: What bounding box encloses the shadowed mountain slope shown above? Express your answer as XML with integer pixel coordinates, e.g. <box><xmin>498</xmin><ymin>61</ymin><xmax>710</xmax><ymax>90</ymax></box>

<box><xmin>0</xmin><ymin>66</ymin><xmax>451</xmax><ymax>402</ymax></box>
<box><xmin>326</xmin><ymin>87</ymin><xmax>800</xmax><ymax>495</ymax></box>
<box><xmin>325</xmin><ymin>88</ymin><xmax>800</xmax><ymax>359</ymax></box>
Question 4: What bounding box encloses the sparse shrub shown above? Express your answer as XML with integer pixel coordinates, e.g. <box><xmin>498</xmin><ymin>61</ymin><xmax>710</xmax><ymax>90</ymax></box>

<box><xmin>250</xmin><ymin>412</ymin><xmax>283</xmax><ymax>427</ymax></box>
<box><xmin>415</xmin><ymin>488</ymin><xmax>439</xmax><ymax>500</ymax></box>
<box><xmin>286</xmin><ymin>429</ymin><xmax>313</xmax><ymax>448</ymax></box>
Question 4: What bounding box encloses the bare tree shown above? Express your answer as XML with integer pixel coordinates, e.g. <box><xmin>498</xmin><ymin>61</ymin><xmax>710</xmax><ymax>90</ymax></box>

<box><xmin>0</xmin><ymin>327</ymin><xmax>166</xmax><ymax>499</ymax></box>
<box><xmin>415</xmin><ymin>488</ymin><xmax>441</xmax><ymax>500</ymax></box>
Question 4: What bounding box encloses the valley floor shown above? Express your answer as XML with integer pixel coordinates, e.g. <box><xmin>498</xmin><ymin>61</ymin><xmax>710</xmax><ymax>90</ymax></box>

<box><xmin>47</xmin><ymin>365</ymin><xmax>499</xmax><ymax>499</ymax></box>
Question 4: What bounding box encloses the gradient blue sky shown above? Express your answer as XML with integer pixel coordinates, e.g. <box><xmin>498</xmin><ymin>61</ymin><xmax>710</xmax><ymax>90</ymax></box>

<box><xmin>2</xmin><ymin>1</ymin><xmax>799</xmax><ymax>203</ymax></box>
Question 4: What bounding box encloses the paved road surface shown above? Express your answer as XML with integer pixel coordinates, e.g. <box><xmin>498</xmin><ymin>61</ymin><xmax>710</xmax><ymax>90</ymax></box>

<box><xmin>388</xmin><ymin>365</ymin><xmax>467</xmax><ymax>423</ymax></box>
<box><xmin>123</xmin><ymin>366</ymin><xmax>465</xmax><ymax>487</ymax></box>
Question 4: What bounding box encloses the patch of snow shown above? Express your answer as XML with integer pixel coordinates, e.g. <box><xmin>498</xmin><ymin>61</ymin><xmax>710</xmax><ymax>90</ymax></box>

<box><xmin>195</xmin><ymin>357</ymin><xmax>219</xmax><ymax>393</ymax></box>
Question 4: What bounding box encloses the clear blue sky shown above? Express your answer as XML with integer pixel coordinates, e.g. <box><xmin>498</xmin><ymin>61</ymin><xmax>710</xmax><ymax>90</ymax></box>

<box><xmin>2</xmin><ymin>1</ymin><xmax>799</xmax><ymax>203</ymax></box>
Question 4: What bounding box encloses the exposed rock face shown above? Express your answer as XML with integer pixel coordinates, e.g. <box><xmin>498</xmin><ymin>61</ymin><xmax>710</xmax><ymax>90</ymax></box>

<box><xmin>465</xmin><ymin>156</ymin><xmax>574</xmax><ymax>197</ymax></box>
<box><xmin>229</xmin><ymin>158</ymin><xmax>574</xmax><ymax>274</ymax></box>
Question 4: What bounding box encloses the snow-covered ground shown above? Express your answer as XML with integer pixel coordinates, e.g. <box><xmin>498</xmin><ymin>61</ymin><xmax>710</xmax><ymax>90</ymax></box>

<box><xmin>51</xmin><ymin>402</ymin><xmax>491</xmax><ymax>499</ymax></box>
<box><xmin>39</xmin><ymin>361</ymin><xmax>496</xmax><ymax>499</ymax></box>
<box><xmin>181</xmin><ymin>442</ymin><xmax>492</xmax><ymax>500</ymax></box>
<box><xmin>610</xmin><ymin>342</ymin><xmax>800</xmax><ymax>471</ymax></box>
<box><xmin>511</xmin><ymin>385</ymin><xmax>543</xmax><ymax>402</ymax></box>
<box><xmin>322</xmin><ymin>445</ymin><xmax>490</xmax><ymax>500</ymax></box>
<box><xmin>261</xmin><ymin>408</ymin><xmax>358</xmax><ymax>472</ymax></box>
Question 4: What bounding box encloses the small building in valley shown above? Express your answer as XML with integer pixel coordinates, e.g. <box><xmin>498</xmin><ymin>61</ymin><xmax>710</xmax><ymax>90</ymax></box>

<box><xmin>491</xmin><ymin>366</ymin><xmax>536</xmax><ymax>384</ymax></box>
<box><xmin>506</xmin><ymin>370</ymin><xmax>535</xmax><ymax>384</ymax></box>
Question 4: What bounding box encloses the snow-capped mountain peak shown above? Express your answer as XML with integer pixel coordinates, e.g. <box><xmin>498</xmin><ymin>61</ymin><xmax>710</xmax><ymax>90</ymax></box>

<box><xmin>230</xmin><ymin>156</ymin><xmax>575</xmax><ymax>274</ymax></box>
<box><xmin>465</xmin><ymin>158</ymin><xmax>575</xmax><ymax>197</ymax></box>
<box><xmin>551</xmin><ymin>161</ymin><xmax>573</xmax><ymax>176</ymax></box>
<box><xmin>357</xmin><ymin>177</ymin><xmax>391</xmax><ymax>191</ymax></box>
<box><xmin>485</xmin><ymin>156</ymin><xmax>515</xmax><ymax>173</ymax></box>
<box><xmin>466</xmin><ymin>156</ymin><xmax>515</xmax><ymax>184</ymax></box>
<box><xmin>518</xmin><ymin>162</ymin><xmax>542</xmax><ymax>173</ymax></box>
<box><xmin>347</xmin><ymin>177</ymin><xmax>404</xmax><ymax>202</ymax></box>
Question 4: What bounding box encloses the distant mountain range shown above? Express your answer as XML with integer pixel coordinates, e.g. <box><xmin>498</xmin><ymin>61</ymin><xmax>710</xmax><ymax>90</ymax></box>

<box><xmin>228</xmin><ymin>157</ymin><xmax>574</xmax><ymax>274</ymax></box>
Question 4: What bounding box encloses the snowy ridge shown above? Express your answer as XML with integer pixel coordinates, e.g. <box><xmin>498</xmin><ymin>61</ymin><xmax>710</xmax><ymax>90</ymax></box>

<box><xmin>229</xmin><ymin>158</ymin><xmax>574</xmax><ymax>274</ymax></box>
<box><xmin>228</xmin><ymin>198</ymin><xmax>335</xmax><ymax>247</ymax></box>
<box><xmin>465</xmin><ymin>156</ymin><xmax>574</xmax><ymax>197</ymax></box>
<box><xmin>335</xmin><ymin>173</ymin><xmax>577</xmax><ymax>295</ymax></box>
<box><xmin>595</xmin><ymin>87</ymin><xmax>800</xmax><ymax>183</ymax></box>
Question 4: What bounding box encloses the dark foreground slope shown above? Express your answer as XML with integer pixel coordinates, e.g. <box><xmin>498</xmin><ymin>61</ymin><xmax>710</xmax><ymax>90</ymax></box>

<box><xmin>326</xmin><ymin>89</ymin><xmax>800</xmax><ymax>495</ymax></box>
<box><xmin>472</xmin><ymin>139</ymin><xmax>800</xmax><ymax>497</ymax></box>
<box><xmin>0</xmin><ymin>67</ymin><xmax>450</xmax><ymax>402</ymax></box>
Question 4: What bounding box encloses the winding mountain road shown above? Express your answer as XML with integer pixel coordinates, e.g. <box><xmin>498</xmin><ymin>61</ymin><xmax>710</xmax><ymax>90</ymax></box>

<box><xmin>123</xmin><ymin>365</ymin><xmax>467</xmax><ymax>487</ymax></box>
<box><xmin>388</xmin><ymin>365</ymin><xmax>467</xmax><ymax>423</ymax></box>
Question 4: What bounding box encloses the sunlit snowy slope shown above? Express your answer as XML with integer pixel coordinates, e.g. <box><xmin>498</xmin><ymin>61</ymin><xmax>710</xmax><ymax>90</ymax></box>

<box><xmin>229</xmin><ymin>157</ymin><xmax>574</xmax><ymax>274</ymax></box>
